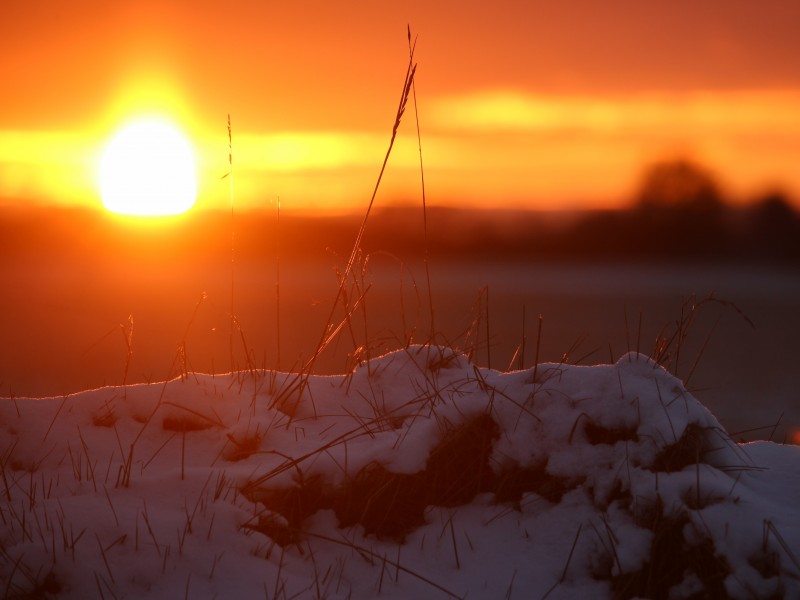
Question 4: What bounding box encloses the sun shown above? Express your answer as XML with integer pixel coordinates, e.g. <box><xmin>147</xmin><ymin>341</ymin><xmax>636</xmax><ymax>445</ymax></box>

<box><xmin>99</xmin><ymin>117</ymin><xmax>197</xmax><ymax>216</ymax></box>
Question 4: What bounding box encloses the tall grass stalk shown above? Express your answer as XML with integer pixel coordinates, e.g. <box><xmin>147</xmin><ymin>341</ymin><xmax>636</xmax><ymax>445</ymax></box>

<box><xmin>485</xmin><ymin>286</ymin><xmax>492</xmax><ymax>369</ymax></box>
<box><xmin>407</xmin><ymin>25</ymin><xmax>436</xmax><ymax>339</ymax></box>
<box><xmin>304</xmin><ymin>37</ymin><xmax>417</xmax><ymax>375</ymax></box>
<box><xmin>121</xmin><ymin>315</ymin><xmax>133</xmax><ymax>399</ymax></box>
<box><xmin>274</xmin><ymin>195</ymin><xmax>282</xmax><ymax>372</ymax></box>
<box><xmin>520</xmin><ymin>305</ymin><xmax>527</xmax><ymax>370</ymax></box>
<box><xmin>533</xmin><ymin>314</ymin><xmax>543</xmax><ymax>385</ymax></box>
<box><xmin>226</xmin><ymin>114</ymin><xmax>236</xmax><ymax>373</ymax></box>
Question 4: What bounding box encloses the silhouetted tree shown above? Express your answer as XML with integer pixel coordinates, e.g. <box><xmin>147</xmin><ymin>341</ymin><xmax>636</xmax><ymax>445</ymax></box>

<box><xmin>630</xmin><ymin>159</ymin><xmax>729</xmax><ymax>258</ymax></box>
<box><xmin>636</xmin><ymin>159</ymin><xmax>724</xmax><ymax>213</ymax></box>
<box><xmin>747</xmin><ymin>190</ymin><xmax>800</xmax><ymax>259</ymax></box>
<box><xmin>750</xmin><ymin>190</ymin><xmax>796</xmax><ymax>227</ymax></box>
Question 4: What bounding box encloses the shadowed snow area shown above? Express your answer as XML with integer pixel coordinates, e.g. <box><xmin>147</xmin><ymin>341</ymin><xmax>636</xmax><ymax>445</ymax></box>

<box><xmin>2</xmin><ymin>345</ymin><xmax>799</xmax><ymax>599</ymax></box>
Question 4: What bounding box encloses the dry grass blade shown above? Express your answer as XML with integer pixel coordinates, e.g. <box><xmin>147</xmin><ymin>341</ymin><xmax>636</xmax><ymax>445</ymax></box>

<box><xmin>407</xmin><ymin>25</ymin><xmax>436</xmax><ymax>339</ymax></box>
<box><xmin>541</xmin><ymin>523</ymin><xmax>582</xmax><ymax>599</ymax></box>
<box><xmin>227</xmin><ymin>113</ymin><xmax>236</xmax><ymax>373</ymax></box>
<box><xmin>307</xmin><ymin>37</ymin><xmax>418</xmax><ymax>374</ymax></box>
<box><xmin>274</xmin><ymin>195</ymin><xmax>282</xmax><ymax>371</ymax></box>
<box><xmin>304</xmin><ymin>528</ymin><xmax>465</xmax><ymax>599</ymax></box>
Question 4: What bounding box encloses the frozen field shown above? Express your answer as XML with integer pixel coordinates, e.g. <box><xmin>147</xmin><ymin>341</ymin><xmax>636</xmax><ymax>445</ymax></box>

<box><xmin>2</xmin><ymin>258</ymin><xmax>798</xmax><ymax>442</ymax></box>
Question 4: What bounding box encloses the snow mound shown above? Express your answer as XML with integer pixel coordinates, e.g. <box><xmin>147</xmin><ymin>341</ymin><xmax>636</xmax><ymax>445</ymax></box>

<box><xmin>2</xmin><ymin>345</ymin><xmax>798</xmax><ymax>599</ymax></box>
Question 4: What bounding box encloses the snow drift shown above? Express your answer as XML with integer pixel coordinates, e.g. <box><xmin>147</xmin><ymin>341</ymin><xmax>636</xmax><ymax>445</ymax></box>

<box><xmin>2</xmin><ymin>346</ymin><xmax>798</xmax><ymax>599</ymax></box>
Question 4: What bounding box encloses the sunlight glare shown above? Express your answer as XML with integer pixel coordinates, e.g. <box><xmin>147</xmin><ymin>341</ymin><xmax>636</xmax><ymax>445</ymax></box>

<box><xmin>99</xmin><ymin>117</ymin><xmax>197</xmax><ymax>216</ymax></box>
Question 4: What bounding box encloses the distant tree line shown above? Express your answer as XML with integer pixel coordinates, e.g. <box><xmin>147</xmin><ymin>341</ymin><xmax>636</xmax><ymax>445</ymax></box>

<box><xmin>561</xmin><ymin>159</ymin><xmax>800</xmax><ymax>262</ymax></box>
<box><xmin>1</xmin><ymin>159</ymin><xmax>798</xmax><ymax>266</ymax></box>
<box><xmin>381</xmin><ymin>158</ymin><xmax>800</xmax><ymax>264</ymax></box>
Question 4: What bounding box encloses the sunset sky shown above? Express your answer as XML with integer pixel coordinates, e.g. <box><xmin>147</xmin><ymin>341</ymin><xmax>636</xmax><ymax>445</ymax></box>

<box><xmin>2</xmin><ymin>0</ymin><xmax>800</xmax><ymax>213</ymax></box>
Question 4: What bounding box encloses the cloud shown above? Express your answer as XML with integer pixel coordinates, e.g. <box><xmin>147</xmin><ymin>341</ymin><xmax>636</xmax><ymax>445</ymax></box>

<box><xmin>428</xmin><ymin>89</ymin><xmax>800</xmax><ymax>136</ymax></box>
<box><xmin>0</xmin><ymin>130</ymin><xmax>99</xmax><ymax>203</ymax></box>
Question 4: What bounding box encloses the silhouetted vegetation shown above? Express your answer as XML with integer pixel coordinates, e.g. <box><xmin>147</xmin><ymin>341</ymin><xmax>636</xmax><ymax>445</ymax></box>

<box><xmin>637</xmin><ymin>159</ymin><xmax>724</xmax><ymax>213</ymax></box>
<box><xmin>628</xmin><ymin>159</ymin><xmax>729</xmax><ymax>258</ymax></box>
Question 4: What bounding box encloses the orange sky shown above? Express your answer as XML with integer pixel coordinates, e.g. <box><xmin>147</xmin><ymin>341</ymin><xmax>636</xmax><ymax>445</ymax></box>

<box><xmin>2</xmin><ymin>1</ymin><xmax>800</xmax><ymax>213</ymax></box>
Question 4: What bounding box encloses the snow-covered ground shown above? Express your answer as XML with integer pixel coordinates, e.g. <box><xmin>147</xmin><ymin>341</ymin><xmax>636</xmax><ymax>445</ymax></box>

<box><xmin>2</xmin><ymin>345</ymin><xmax>798</xmax><ymax>599</ymax></box>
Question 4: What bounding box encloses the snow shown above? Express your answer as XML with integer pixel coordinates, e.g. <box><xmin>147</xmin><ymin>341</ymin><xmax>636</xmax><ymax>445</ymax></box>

<box><xmin>2</xmin><ymin>345</ymin><xmax>799</xmax><ymax>599</ymax></box>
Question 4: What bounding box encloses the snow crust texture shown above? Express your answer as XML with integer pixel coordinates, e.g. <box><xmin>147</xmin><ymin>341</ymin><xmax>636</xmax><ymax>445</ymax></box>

<box><xmin>2</xmin><ymin>345</ymin><xmax>799</xmax><ymax>599</ymax></box>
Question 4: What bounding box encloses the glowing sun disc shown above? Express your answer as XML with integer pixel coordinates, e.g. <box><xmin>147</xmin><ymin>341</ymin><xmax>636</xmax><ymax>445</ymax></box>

<box><xmin>99</xmin><ymin>118</ymin><xmax>197</xmax><ymax>216</ymax></box>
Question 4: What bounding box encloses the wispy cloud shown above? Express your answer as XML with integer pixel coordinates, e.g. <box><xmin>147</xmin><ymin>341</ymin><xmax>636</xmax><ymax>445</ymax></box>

<box><xmin>0</xmin><ymin>130</ymin><xmax>99</xmax><ymax>203</ymax></box>
<box><xmin>429</xmin><ymin>89</ymin><xmax>800</xmax><ymax>136</ymax></box>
